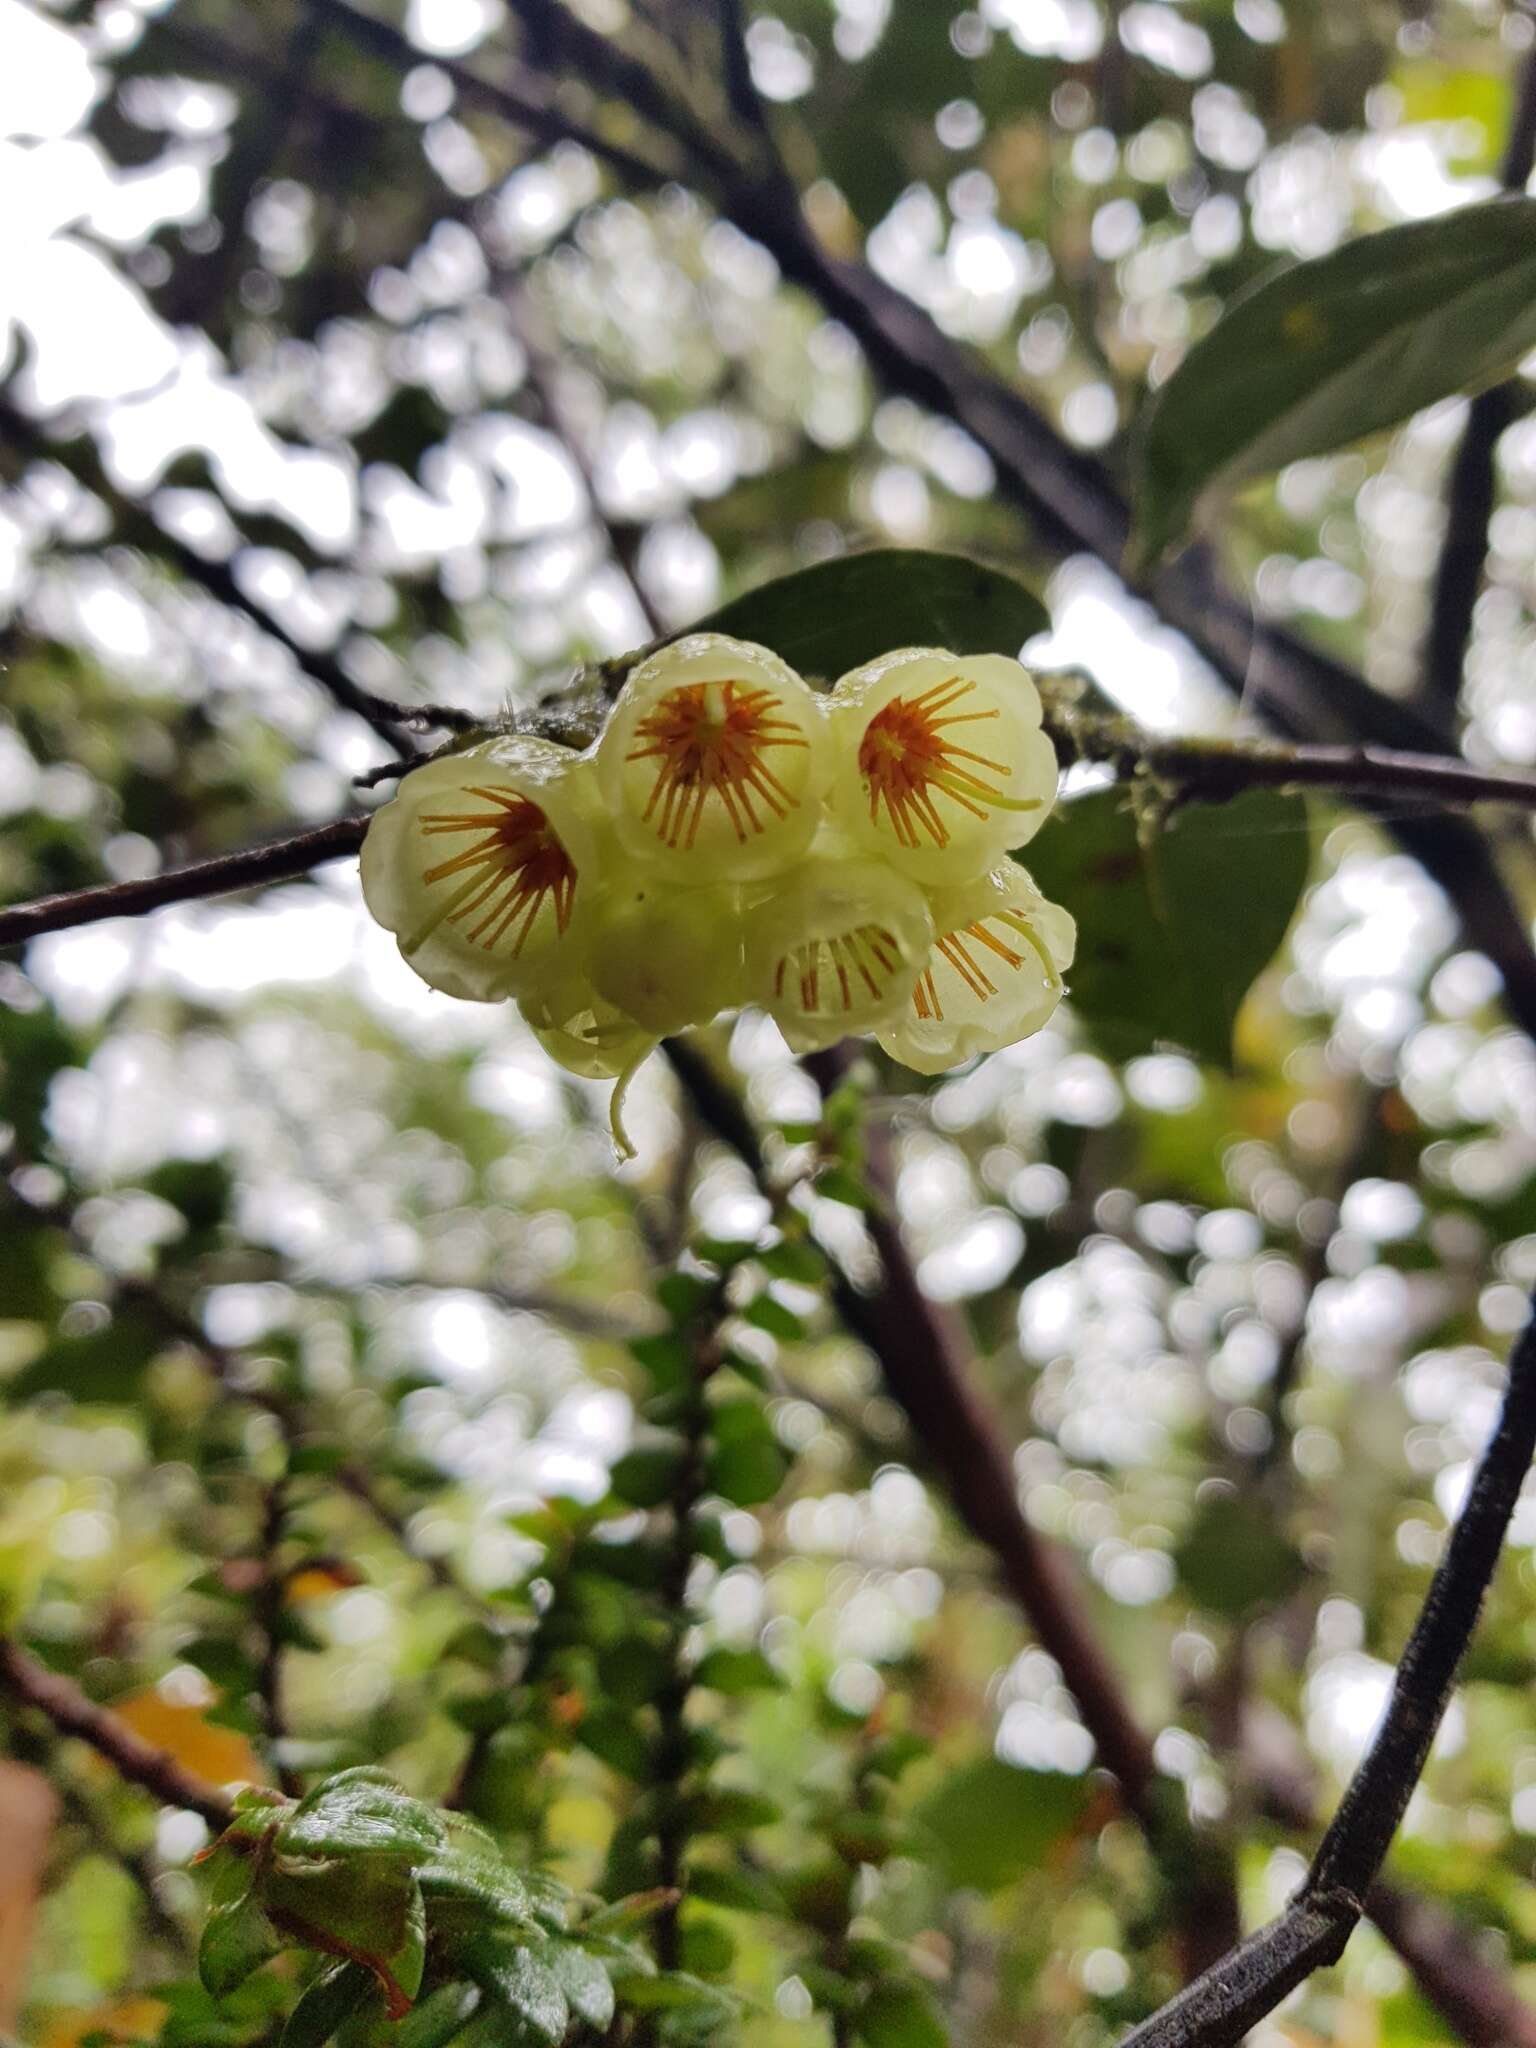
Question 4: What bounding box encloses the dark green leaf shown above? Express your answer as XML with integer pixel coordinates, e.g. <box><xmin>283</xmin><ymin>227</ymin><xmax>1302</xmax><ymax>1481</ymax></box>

<box><xmin>609</xmin><ymin>1434</ymin><xmax>689</xmax><ymax>1509</ymax></box>
<box><xmin>393</xmin><ymin>1982</ymin><xmax>483</xmax><ymax>2048</ymax></box>
<box><xmin>687</xmin><ymin>1863</ymin><xmax>786</xmax><ymax>1914</ymax></box>
<box><xmin>200</xmin><ymin>1884</ymin><xmax>281</xmax><ymax>1996</ymax></box>
<box><xmin>689</xmin><ymin>1787</ymin><xmax>781</xmax><ymax>1834</ymax></box>
<box><xmin>578</xmin><ymin>1705</ymin><xmax>655</xmax><ymax>1782</ymax></box>
<box><xmin>697</xmin><ymin>550</ymin><xmax>1049</xmax><ymax>681</ymax></box>
<box><xmin>10</xmin><ymin>1306</ymin><xmax>163</xmax><ymax>1404</ymax></box>
<box><xmin>279</xmin><ymin>1961</ymin><xmax>374</xmax><ymax>2048</ymax></box>
<box><xmin>1131</xmin><ymin>196</ymin><xmax>1536</xmax><ymax>567</ymax></box>
<box><xmin>705</xmin><ymin>1400</ymin><xmax>789</xmax><ymax>1507</ymax></box>
<box><xmin>856</xmin><ymin>1979</ymin><xmax>948</xmax><ymax>2048</ymax></box>
<box><xmin>1023</xmin><ymin>788</ymin><xmax>1310</xmax><ymax>1067</ymax></box>
<box><xmin>917</xmin><ymin>1758</ymin><xmax>1090</xmax><ymax>1892</ymax></box>
<box><xmin>276</xmin><ymin>1770</ymin><xmax>447</xmax><ymax>1863</ymax></box>
<box><xmin>1177</xmin><ymin>1493</ymin><xmax>1306</xmax><ymax>1617</ymax></box>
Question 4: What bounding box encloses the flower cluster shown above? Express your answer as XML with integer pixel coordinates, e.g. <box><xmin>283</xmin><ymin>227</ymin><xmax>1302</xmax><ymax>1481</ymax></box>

<box><xmin>361</xmin><ymin>634</ymin><xmax>1075</xmax><ymax>1136</ymax></box>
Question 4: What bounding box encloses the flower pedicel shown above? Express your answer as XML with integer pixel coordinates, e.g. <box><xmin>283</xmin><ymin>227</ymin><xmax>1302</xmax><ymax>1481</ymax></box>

<box><xmin>361</xmin><ymin>635</ymin><xmax>1073</xmax><ymax>1148</ymax></box>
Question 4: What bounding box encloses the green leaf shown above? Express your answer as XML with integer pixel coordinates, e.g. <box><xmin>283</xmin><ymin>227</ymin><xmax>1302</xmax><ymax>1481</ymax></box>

<box><xmin>546</xmin><ymin>1942</ymin><xmax>617</xmax><ymax>2031</ymax></box>
<box><xmin>917</xmin><ymin>1758</ymin><xmax>1090</xmax><ymax>1893</ymax></box>
<box><xmin>689</xmin><ymin>1786</ymin><xmax>781</xmax><ymax>1834</ymax></box>
<box><xmin>815</xmin><ymin>1165</ymin><xmax>872</xmax><ymax>1210</ymax></box>
<box><xmin>692</xmin><ymin>1646</ymin><xmax>783</xmax><ymax>1695</ymax></box>
<box><xmin>609</xmin><ymin>1434</ymin><xmax>689</xmax><ymax>1509</ymax></box>
<box><xmin>466</xmin><ymin>1938</ymin><xmax>570</xmax><ymax>2044</ymax></box>
<box><xmin>577</xmin><ymin>1704</ymin><xmax>655</xmax><ymax>1782</ymax></box>
<box><xmin>694</xmin><ymin>549</ymin><xmax>1050</xmax><ymax>680</ymax></box>
<box><xmin>262</xmin><ymin>1859</ymin><xmax>425</xmax><ymax>2018</ymax></box>
<box><xmin>687</xmin><ymin>1863</ymin><xmax>786</xmax><ymax>1914</ymax></box>
<box><xmin>1023</xmin><ymin>787</ymin><xmax>1309</xmax><ymax>1067</ymax></box>
<box><xmin>1131</xmin><ymin>195</ymin><xmax>1536</xmax><ymax>568</ymax></box>
<box><xmin>200</xmin><ymin>1883</ymin><xmax>282</xmax><ymax>1996</ymax></box>
<box><xmin>394</xmin><ymin>1982</ymin><xmax>483</xmax><ymax>2048</ymax></box>
<box><xmin>856</xmin><ymin>1980</ymin><xmax>948</xmax><ymax>2048</ymax></box>
<box><xmin>705</xmin><ymin>1399</ymin><xmax>789</xmax><ymax>1508</ymax></box>
<box><xmin>10</xmin><ymin>1306</ymin><xmax>164</xmax><ymax>1404</ymax></box>
<box><xmin>276</xmin><ymin>1770</ymin><xmax>448</xmax><ymax>1863</ymax></box>
<box><xmin>742</xmin><ymin>1293</ymin><xmax>804</xmax><ymax>1343</ymax></box>
<box><xmin>1177</xmin><ymin>1493</ymin><xmax>1306</xmax><ymax>1617</ymax></box>
<box><xmin>279</xmin><ymin>1961</ymin><xmax>375</xmax><ymax>2048</ymax></box>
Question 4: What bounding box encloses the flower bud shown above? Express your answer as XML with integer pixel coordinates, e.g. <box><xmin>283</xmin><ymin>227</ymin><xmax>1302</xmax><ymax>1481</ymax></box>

<box><xmin>742</xmin><ymin>845</ymin><xmax>933</xmax><ymax>1054</ymax></box>
<box><xmin>361</xmin><ymin>736</ymin><xmax>596</xmax><ymax>1002</ymax></box>
<box><xmin>877</xmin><ymin>863</ymin><xmax>1074</xmax><ymax>1075</ymax></box>
<box><xmin>826</xmin><ymin>649</ymin><xmax>1058</xmax><ymax>884</ymax></box>
<box><xmin>596</xmin><ymin>633</ymin><xmax>827</xmax><ymax>882</ymax></box>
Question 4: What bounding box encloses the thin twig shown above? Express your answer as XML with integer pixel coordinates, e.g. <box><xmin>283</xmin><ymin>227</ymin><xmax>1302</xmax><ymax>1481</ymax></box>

<box><xmin>1122</xmin><ymin>1290</ymin><xmax>1536</xmax><ymax>2047</ymax></box>
<box><xmin>0</xmin><ymin>1639</ymin><xmax>234</xmax><ymax>1829</ymax></box>
<box><xmin>0</xmin><ymin>817</ymin><xmax>367</xmax><ymax>948</ymax></box>
<box><xmin>1421</xmin><ymin>37</ymin><xmax>1536</xmax><ymax>721</ymax></box>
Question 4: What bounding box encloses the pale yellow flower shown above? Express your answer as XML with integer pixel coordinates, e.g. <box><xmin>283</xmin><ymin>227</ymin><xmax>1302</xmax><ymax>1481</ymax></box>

<box><xmin>877</xmin><ymin>863</ymin><xmax>1074</xmax><ymax>1074</ymax></box>
<box><xmin>596</xmin><ymin>633</ymin><xmax>828</xmax><ymax>882</ymax></box>
<box><xmin>360</xmin><ymin>736</ymin><xmax>596</xmax><ymax>1002</ymax></box>
<box><xmin>827</xmin><ymin>649</ymin><xmax>1059</xmax><ymax>885</ymax></box>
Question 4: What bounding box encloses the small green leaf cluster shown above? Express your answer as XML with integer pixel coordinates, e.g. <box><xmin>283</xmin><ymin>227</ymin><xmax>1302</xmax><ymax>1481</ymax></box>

<box><xmin>197</xmin><ymin>1769</ymin><xmax>646</xmax><ymax>2047</ymax></box>
<box><xmin>361</xmin><ymin>635</ymin><xmax>1075</xmax><ymax>1143</ymax></box>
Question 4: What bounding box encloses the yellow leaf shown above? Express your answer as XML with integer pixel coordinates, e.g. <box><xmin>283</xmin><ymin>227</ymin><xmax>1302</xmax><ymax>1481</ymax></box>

<box><xmin>112</xmin><ymin>1681</ymin><xmax>266</xmax><ymax>1789</ymax></box>
<box><xmin>41</xmin><ymin>1995</ymin><xmax>167</xmax><ymax>2048</ymax></box>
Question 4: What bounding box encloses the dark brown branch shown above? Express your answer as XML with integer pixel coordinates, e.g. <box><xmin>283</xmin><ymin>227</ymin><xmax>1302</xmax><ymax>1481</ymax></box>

<box><xmin>0</xmin><ymin>400</ymin><xmax>430</xmax><ymax>751</ymax></box>
<box><xmin>1124</xmin><ymin>1291</ymin><xmax>1536</xmax><ymax>2047</ymax></box>
<box><xmin>0</xmin><ymin>1638</ymin><xmax>234</xmax><ymax>1829</ymax></box>
<box><xmin>1052</xmin><ymin>713</ymin><xmax>1536</xmax><ymax>815</ymax></box>
<box><xmin>0</xmin><ymin>817</ymin><xmax>367</xmax><ymax>949</ymax></box>
<box><xmin>303</xmin><ymin>0</ymin><xmax>678</xmax><ymax>190</ymax></box>
<box><xmin>1421</xmin><ymin>38</ymin><xmax>1536</xmax><ymax>721</ymax></box>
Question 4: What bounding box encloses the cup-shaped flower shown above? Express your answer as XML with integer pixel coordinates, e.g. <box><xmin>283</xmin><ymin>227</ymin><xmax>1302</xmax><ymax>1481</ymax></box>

<box><xmin>826</xmin><ymin>648</ymin><xmax>1059</xmax><ymax>884</ymax></box>
<box><xmin>586</xmin><ymin>871</ymin><xmax>746</xmax><ymax>1036</ymax></box>
<box><xmin>360</xmin><ymin>736</ymin><xmax>597</xmax><ymax>1003</ymax></box>
<box><xmin>596</xmin><ymin>633</ymin><xmax>828</xmax><ymax>882</ymax></box>
<box><xmin>742</xmin><ymin>845</ymin><xmax>933</xmax><ymax>1054</ymax></box>
<box><xmin>877</xmin><ymin>863</ymin><xmax>1075</xmax><ymax>1075</ymax></box>
<box><xmin>523</xmin><ymin>982</ymin><xmax>657</xmax><ymax>1081</ymax></box>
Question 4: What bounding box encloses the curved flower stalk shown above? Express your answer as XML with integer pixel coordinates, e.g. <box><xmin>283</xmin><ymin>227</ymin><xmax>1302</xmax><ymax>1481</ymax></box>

<box><xmin>596</xmin><ymin>633</ymin><xmax>828</xmax><ymax>882</ymax></box>
<box><xmin>827</xmin><ymin>649</ymin><xmax>1059</xmax><ymax>885</ymax></box>
<box><xmin>741</xmin><ymin>840</ymin><xmax>933</xmax><ymax>1053</ymax></box>
<box><xmin>361</xmin><ymin>736</ymin><xmax>597</xmax><ymax>1003</ymax></box>
<box><xmin>877</xmin><ymin>863</ymin><xmax>1075</xmax><ymax>1075</ymax></box>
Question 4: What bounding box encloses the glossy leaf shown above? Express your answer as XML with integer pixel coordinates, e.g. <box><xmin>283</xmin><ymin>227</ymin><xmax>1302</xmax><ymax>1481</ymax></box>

<box><xmin>546</xmin><ymin>1943</ymin><xmax>617</xmax><ymax>2031</ymax></box>
<box><xmin>466</xmin><ymin>1938</ymin><xmax>569</xmax><ymax>2045</ymax></box>
<box><xmin>1131</xmin><ymin>196</ymin><xmax>1536</xmax><ymax>567</ymax></box>
<box><xmin>276</xmin><ymin>1770</ymin><xmax>447</xmax><ymax>1863</ymax></box>
<box><xmin>694</xmin><ymin>549</ymin><xmax>1049</xmax><ymax>679</ymax></box>
<box><xmin>1023</xmin><ymin>787</ymin><xmax>1310</xmax><ymax>1067</ymax></box>
<box><xmin>277</xmin><ymin>1962</ymin><xmax>374</xmax><ymax>2048</ymax></box>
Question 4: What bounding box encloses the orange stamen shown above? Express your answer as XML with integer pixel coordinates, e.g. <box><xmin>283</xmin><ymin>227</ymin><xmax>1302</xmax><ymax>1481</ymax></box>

<box><xmin>858</xmin><ymin>676</ymin><xmax>1041</xmax><ymax>850</ymax></box>
<box><xmin>778</xmin><ymin>924</ymin><xmax>905</xmax><ymax>1020</ymax></box>
<box><xmin>628</xmin><ymin>680</ymin><xmax>809</xmax><ymax>850</ymax></box>
<box><xmin>416</xmin><ymin>785</ymin><xmax>576</xmax><ymax>957</ymax></box>
<box><xmin>908</xmin><ymin>911</ymin><xmax>1060</xmax><ymax>1026</ymax></box>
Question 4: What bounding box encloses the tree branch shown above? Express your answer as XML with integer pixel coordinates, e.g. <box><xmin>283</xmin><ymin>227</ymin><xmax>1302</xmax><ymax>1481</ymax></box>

<box><xmin>1421</xmin><ymin>37</ymin><xmax>1536</xmax><ymax>722</ymax></box>
<box><xmin>0</xmin><ymin>1638</ymin><xmax>234</xmax><ymax>1829</ymax></box>
<box><xmin>0</xmin><ymin>817</ymin><xmax>367</xmax><ymax>948</ymax></box>
<box><xmin>1123</xmin><ymin>1290</ymin><xmax>1536</xmax><ymax>2047</ymax></box>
